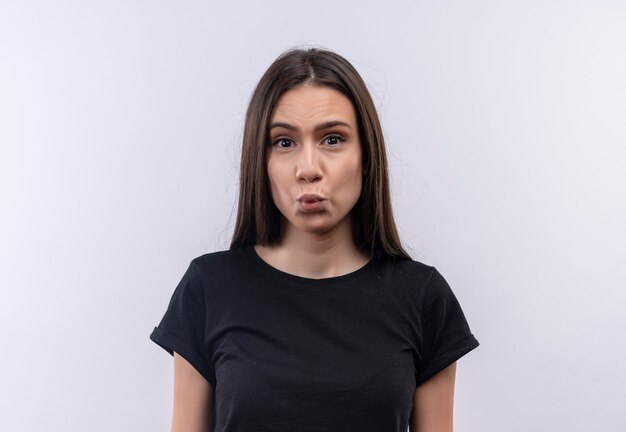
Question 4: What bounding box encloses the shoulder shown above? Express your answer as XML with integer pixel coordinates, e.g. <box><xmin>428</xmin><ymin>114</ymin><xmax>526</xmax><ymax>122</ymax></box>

<box><xmin>191</xmin><ymin>249</ymin><xmax>237</xmax><ymax>265</ymax></box>
<box><xmin>188</xmin><ymin>247</ymin><xmax>248</xmax><ymax>287</ymax></box>
<box><xmin>379</xmin><ymin>256</ymin><xmax>461</xmax><ymax>307</ymax></box>
<box><xmin>191</xmin><ymin>248</ymin><xmax>239</xmax><ymax>268</ymax></box>
<box><xmin>378</xmin><ymin>254</ymin><xmax>437</xmax><ymax>285</ymax></box>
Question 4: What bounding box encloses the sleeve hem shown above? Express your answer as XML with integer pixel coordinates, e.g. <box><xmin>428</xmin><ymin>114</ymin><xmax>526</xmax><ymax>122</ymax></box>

<box><xmin>149</xmin><ymin>326</ymin><xmax>216</xmax><ymax>387</ymax></box>
<box><xmin>415</xmin><ymin>333</ymin><xmax>480</xmax><ymax>387</ymax></box>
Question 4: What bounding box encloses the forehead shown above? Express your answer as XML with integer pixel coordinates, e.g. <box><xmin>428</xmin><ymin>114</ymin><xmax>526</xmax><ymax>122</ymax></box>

<box><xmin>270</xmin><ymin>84</ymin><xmax>356</xmax><ymax>124</ymax></box>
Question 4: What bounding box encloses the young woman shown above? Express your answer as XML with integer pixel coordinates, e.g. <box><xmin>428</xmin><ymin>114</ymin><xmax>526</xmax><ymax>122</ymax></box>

<box><xmin>150</xmin><ymin>47</ymin><xmax>479</xmax><ymax>432</ymax></box>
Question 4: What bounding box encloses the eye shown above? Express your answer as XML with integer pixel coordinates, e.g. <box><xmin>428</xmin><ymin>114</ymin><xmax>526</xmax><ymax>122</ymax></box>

<box><xmin>273</xmin><ymin>138</ymin><xmax>294</xmax><ymax>148</ymax></box>
<box><xmin>325</xmin><ymin>134</ymin><xmax>346</xmax><ymax>145</ymax></box>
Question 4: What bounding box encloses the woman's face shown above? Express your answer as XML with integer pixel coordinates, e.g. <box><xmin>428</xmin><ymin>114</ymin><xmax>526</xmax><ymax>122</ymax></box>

<box><xmin>266</xmin><ymin>84</ymin><xmax>362</xmax><ymax>238</ymax></box>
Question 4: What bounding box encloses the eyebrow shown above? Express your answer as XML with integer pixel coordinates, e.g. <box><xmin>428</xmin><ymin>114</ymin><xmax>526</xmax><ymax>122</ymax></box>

<box><xmin>269</xmin><ymin>120</ymin><xmax>352</xmax><ymax>132</ymax></box>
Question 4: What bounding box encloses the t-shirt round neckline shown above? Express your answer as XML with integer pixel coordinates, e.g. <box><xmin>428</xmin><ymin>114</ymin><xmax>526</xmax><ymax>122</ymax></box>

<box><xmin>242</xmin><ymin>244</ymin><xmax>375</xmax><ymax>287</ymax></box>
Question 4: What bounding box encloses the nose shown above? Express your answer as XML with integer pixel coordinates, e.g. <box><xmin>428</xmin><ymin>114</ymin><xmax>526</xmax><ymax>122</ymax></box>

<box><xmin>295</xmin><ymin>141</ymin><xmax>322</xmax><ymax>183</ymax></box>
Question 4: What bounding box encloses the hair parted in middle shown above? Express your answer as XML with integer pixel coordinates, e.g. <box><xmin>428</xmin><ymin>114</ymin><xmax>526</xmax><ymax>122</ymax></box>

<box><xmin>230</xmin><ymin>47</ymin><xmax>411</xmax><ymax>261</ymax></box>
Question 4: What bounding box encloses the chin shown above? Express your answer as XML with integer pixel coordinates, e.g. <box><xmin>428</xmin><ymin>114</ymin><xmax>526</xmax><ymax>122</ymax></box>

<box><xmin>295</xmin><ymin>220</ymin><xmax>333</xmax><ymax>232</ymax></box>
<box><xmin>294</xmin><ymin>214</ymin><xmax>352</xmax><ymax>235</ymax></box>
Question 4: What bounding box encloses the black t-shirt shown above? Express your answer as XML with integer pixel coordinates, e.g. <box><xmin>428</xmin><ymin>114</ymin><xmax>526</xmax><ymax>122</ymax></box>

<box><xmin>150</xmin><ymin>245</ymin><xmax>479</xmax><ymax>431</ymax></box>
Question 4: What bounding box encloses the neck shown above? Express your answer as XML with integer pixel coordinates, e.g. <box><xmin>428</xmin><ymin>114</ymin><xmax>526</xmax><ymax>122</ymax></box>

<box><xmin>254</xmin><ymin>216</ymin><xmax>371</xmax><ymax>279</ymax></box>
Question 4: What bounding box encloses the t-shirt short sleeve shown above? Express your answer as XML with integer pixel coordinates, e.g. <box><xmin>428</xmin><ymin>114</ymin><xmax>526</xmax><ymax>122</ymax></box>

<box><xmin>149</xmin><ymin>260</ymin><xmax>216</xmax><ymax>386</ymax></box>
<box><xmin>415</xmin><ymin>267</ymin><xmax>479</xmax><ymax>386</ymax></box>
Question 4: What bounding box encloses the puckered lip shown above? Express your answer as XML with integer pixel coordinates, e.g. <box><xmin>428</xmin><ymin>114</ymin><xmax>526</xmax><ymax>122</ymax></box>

<box><xmin>297</xmin><ymin>194</ymin><xmax>326</xmax><ymax>203</ymax></box>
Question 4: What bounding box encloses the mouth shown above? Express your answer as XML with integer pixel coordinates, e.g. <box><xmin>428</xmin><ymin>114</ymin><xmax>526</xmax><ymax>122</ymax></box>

<box><xmin>298</xmin><ymin>194</ymin><xmax>324</xmax><ymax>202</ymax></box>
<box><xmin>297</xmin><ymin>194</ymin><xmax>326</xmax><ymax>212</ymax></box>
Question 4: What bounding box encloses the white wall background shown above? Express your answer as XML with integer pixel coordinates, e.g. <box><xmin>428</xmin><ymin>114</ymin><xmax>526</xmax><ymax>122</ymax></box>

<box><xmin>1</xmin><ymin>1</ymin><xmax>624</xmax><ymax>431</ymax></box>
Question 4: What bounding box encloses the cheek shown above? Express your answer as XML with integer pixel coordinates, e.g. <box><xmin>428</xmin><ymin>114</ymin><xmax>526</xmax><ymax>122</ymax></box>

<box><xmin>336</xmin><ymin>157</ymin><xmax>363</xmax><ymax>197</ymax></box>
<box><xmin>267</xmin><ymin>158</ymin><xmax>289</xmax><ymax>200</ymax></box>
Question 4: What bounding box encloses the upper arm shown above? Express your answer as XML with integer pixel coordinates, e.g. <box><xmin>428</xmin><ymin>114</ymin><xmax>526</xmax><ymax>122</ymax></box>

<box><xmin>409</xmin><ymin>361</ymin><xmax>457</xmax><ymax>432</ymax></box>
<box><xmin>172</xmin><ymin>352</ymin><xmax>214</xmax><ymax>432</ymax></box>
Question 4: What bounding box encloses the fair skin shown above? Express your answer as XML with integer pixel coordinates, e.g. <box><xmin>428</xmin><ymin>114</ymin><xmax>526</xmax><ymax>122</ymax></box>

<box><xmin>256</xmin><ymin>83</ymin><xmax>370</xmax><ymax>277</ymax></box>
<box><xmin>172</xmin><ymin>353</ymin><xmax>213</xmax><ymax>432</ymax></box>
<box><xmin>171</xmin><ymin>83</ymin><xmax>457</xmax><ymax>432</ymax></box>
<box><xmin>410</xmin><ymin>362</ymin><xmax>457</xmax><ymax>432</ymax></box>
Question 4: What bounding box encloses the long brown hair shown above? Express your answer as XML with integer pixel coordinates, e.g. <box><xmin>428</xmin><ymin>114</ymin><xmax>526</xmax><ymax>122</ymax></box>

<box><xmin>230</xmin><ymin>47</ymin><xmax>412</xmax><ymax>261</ymax></box>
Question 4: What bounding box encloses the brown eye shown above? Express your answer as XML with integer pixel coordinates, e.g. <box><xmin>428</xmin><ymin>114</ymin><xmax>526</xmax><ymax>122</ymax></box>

<box><xmin>325</xmin><ymin>135</ymin><xmax>345</xmax><ymax>145</ymax></box>
<box><xmin>273</xmin><ymin>138</ymin><xmax>294</xmax><ymax>148</ymax></box>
